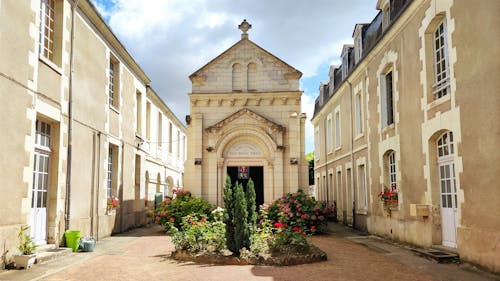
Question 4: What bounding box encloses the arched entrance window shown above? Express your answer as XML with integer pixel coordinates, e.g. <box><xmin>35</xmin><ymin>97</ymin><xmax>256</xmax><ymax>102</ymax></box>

<box><xmin>437</xmin><ymin>131</ymin><xmax>457</xmax><ymax>248</ymax></box>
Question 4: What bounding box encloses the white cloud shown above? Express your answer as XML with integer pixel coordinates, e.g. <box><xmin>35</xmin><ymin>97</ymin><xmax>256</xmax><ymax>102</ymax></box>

<box><xmin>301</xmin><ymin>93</ymin><xmax>316</xmax><ymax>153</ymax></box>
<box><xmin>91</xmin><ymin>0</ymin><xmax>378</xmax><ymax>148</ymax></box>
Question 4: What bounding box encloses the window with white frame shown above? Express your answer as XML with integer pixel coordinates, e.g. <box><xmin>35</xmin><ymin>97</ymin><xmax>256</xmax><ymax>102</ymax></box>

<box><xmin>314</xmin><ymin>126</ymin><xmax>320</xmax><ymax>160</ymax></box>
<box><xmin>380</xmin><ymin>70</ymin><xmax>394</xmax><ymax>128</ymax></box>
<box><xmin>358</xmin><ymin>164</ymin><xmax>367</xmax><ymax>210</ymax></box>
<box><xmin>326</xmin><ymin>115</ymin><xmax>333</xmax><ymax>152</ymax></box>
<box><xmin>168</xmin><ymin>122</ymin><xmax>173</xmax><ymax>153</ymax></box>
<box><xmin>335</xmin><ymin>108</ymin><xmax>341</xmax><ymax>148</ymax></box>
<box><xmin>388</xmin><ymin>151</ymin><xmax>397</xmax><ymax>190</ymax></box>
<box><xmin>35</xmin><ymin>120</ymin><xmax>52</xmax><ymax>149</ymax></box>
<box><xmin>39</xmin><ymin>0</ymin><xmax>55</xmax><ymax>61</ymax></box>
<box><xmin>145</xmin><ymin>102</ymin><xmax>151</xmax><ymax>140</ymax></box>
<box><xmin>433</xmin><ymin>20</ymin><xmax>450</xmax><ymax>99</ymax></box>
<box><xmin>136</xmin><ymin>91</ymin><xmax>142</xmax><ymax>135</ymax></box>
<box><xmin>437</xmin><ymin>131</ymin><xmax>454</xmax><ymax>157</ymax></box>
<box><xmin>157</xmin><ymin>112</ymin><xmax>162</xmax><ymax>148</ymax></box>
<box><xmin>177</xmin><ymin>130</ymin><xmax>181</xmax><ymax>160</ymax></box>
<box><xmin>355</xmin><ymin>92</ymin><xmax>363</xmax><ymax>135</ymax></box>
<box><xmin>106</xmin><ymin>146</ymin><xmax>114</xmax><ymax>198</ymax></box>
<box><xmin>109</xmin><ymin>60</ymin><xmax>116</xmax><ymax>107</ymax></box>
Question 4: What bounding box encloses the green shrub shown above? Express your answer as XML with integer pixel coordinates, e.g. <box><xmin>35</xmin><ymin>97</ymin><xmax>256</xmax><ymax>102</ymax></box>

<box><xmin>223</xmin><ymin>176</ymin><xmax>236</xmax><ymax>254</ymax></box>
<box><xmin>246</xmin><ymin>178</ymin><xmax>257</xmax><ymax>237</ymax></box>
<box><xmin>170</xmin><ymin>213</ymin><xmax>226</xmax><ymax>254</ymax></box>
<box><xmin>262</xmin><ymin>189</ymin><xmax>333</xmax><ymax>234</ymax></box>
<box><xmin>233</xmin><ymin>182</ymin><xmax>249</xmax><ymax>253</ymax></box>
<box><xmin>155</xmin><ymin>193</ymin><xmax>215</xmax><ymax>230</ymax></box>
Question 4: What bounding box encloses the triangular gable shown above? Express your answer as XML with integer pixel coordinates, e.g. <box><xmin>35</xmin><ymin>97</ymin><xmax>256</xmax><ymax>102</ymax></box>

<box><xmin>205</xmin><ymin>108</ymin><xmax>285</xmax><ymax>134</ymax></box>
<box><xmin>189</xmin><ymin>38</ymin><xmax>302</xmax><ymax>82</ymax></box>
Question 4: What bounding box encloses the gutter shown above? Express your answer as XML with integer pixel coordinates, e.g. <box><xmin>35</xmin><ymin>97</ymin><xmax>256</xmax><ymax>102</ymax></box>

<box><xmin>346</xmin><ymin>80</ymin><xmax>356</xmax><ymax>229</ymax></box>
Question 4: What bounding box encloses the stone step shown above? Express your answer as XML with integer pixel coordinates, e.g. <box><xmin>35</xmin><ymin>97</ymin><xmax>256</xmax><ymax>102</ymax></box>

<box><xmin>34</xmin><ymin>245</ymin><xmax>72</xmax><ymax>264</ymax></box>
<box><xmin>411</xmin><ymin>247</ymin><xmax>460</xmax><ymax>263</ymax></box>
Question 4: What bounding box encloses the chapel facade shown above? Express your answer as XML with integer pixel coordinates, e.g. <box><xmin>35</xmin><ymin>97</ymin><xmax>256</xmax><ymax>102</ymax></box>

<box><xmin>184</xmin><ymin>20</ymin><xmax>309</xmax><ymax>206</ymax></box>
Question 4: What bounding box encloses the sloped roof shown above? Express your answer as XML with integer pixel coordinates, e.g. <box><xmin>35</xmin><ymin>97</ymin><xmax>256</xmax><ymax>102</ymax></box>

<box><xmin>189</xmin><ymin>38</ymin><xmax>302</xmax><ymax>82</ymax></box>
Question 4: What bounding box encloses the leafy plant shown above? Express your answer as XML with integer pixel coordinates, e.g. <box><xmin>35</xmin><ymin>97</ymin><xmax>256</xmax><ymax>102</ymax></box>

<box><xmin>154</xmin><ymin>192</ymin><xmax>214</xmax><ymax>230</ymax></box>
<box><xmin>170</xmin><ymin>214</ymin><xmax>226</xmax><ymax>254</ymax></box>
<box><xmin>17</xmin><ymin>225</ymin><xmax>36</xmax><ymax>255</ymax></box>
<box><xmin>263</xmin><ymin>189</ymin><xmax>333</xmax><ymax>234</ymax></box>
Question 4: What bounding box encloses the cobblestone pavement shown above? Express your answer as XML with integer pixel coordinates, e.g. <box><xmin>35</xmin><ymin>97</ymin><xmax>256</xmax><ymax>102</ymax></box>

<box><xmin>1</xmin><ymin>224</ymin><xmax>498</xmax><ymax>281</ymax></box>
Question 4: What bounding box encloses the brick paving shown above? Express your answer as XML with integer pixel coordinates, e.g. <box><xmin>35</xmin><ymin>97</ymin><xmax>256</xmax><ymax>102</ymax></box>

<box><xmin>1</xmin><ymin>224</ymin><xmax>498</xmax><ymax>281</ymax></box>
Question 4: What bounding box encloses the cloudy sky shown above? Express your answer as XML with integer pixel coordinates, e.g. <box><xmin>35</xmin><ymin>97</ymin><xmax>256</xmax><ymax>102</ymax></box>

<box><xmin>90</xmin><ymin>0</ymin><xmax>379</xmax><ymax>153</ymax></box>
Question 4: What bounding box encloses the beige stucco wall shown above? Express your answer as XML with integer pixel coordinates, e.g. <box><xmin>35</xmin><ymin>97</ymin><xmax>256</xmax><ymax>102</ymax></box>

<box><xmin>312</xmin><ymin>0</ymin><xmax>500</xmax><ymax>273</ymax></box>
<box><xmin>0</xmin><ymin>0</ymin><xmax>186</xmax><ymax>269</ymax></box>
<box><xmin>186</xmin><ymin>36</ymin><xmax>308</xmax><ymax>206</ymax></box>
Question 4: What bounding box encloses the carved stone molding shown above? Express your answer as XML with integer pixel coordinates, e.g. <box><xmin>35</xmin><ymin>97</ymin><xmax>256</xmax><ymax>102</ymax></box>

<box><xmin>205</xmin><ymin>108</ymin><xmax>285</xmax><ymax>134</ymax></box>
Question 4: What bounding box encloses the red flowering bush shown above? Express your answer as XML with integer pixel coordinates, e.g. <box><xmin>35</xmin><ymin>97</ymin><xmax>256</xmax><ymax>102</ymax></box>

<box><xmin>154</xmin><ymin>192</ymin><xmax>214</xmax><ymax>230</ymax></box>
<box><xmin>262</xmin><ymin>189</ymin><xmax>333</xmax><ymax>234</ymax></box>
<box><xmin>172</xmin><ymin>188</ymin><xmax>192</xmax><ymax>201</ymax></box>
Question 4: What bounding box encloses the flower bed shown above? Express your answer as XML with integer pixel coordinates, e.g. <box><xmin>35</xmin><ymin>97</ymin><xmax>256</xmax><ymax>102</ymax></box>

<box><xmin>165</xmin><ymin>187</ymin><xmax>330</xmax><ymax>266</ymax></box>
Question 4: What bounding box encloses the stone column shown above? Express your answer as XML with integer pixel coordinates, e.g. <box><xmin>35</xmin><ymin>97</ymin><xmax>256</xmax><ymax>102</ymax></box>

<box><xmin>186</xmin><ymin>113</ymin><xmax>203</xmax><ymax>198</ymax></box>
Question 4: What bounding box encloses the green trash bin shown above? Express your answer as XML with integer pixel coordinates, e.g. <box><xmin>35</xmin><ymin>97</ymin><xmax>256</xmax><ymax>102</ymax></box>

<box><xmin>65</xmin><ymin>230</ymin><xmax>81</xmax><ymax>252</ymax></box>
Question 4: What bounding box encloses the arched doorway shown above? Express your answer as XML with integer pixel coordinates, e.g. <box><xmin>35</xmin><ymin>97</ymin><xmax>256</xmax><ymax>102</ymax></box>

<box><xmin>437</xmin><ymin>131</ymin><xmax>458</xmax><ymax>248</ymax></box>
<box><xmin>222</xmin><ymin>140</ymin><xmax>268</xmax><ymax>208</ymax></box>
<box><xmin>166</xmin><ymin>176</ymin><xmax>174</xmax><ymax>196</ymax></box>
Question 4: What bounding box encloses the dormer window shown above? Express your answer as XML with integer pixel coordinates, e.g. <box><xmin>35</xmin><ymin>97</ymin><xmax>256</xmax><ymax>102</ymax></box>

<box><xmin>382</xmin><ymin>4</ymin><xmax>390</xmax><ymax>30</ymax></box>
<box><xmin>342</xmin><ymin>54</ymin><xmax>348</xmax><ymax>79</ymax></box>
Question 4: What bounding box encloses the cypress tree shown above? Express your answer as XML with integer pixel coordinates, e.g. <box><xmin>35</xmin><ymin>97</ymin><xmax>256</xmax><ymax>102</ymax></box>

<box><xmin>223</xmin><ymin>176</ymin><xmax>236</xmax><ymax>254</ymax></box>
<box><xmin>246</xmin><ymin>178</ymin><xmax>257</xmax><ymax>238</ymax></box>
<box><xmin>233</xmin><ymin>181</ymin><xmax>249</xmax><ymax>252</ymax></box>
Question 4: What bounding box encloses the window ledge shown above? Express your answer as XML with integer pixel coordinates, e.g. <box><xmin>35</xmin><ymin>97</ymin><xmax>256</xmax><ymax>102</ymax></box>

<box><xmin>356</xmin><ymin>209</ymin><xmax>368</xmax><ymax>215</ymax></box>
<box><xmin>110</xmin><ymin>105</ymin><xmax>120</xmax><ymax>114</ymax></box>
<box><xmin>427</xmin><ymin>94</ymin><xmax>450</xmax><ymax>110</ymax></box>
<box><xmin>39</xmin><ymin>56</ymin><xmax>62</xmax><ymax>75</ymax></box>
<box><xmin>355</xmin><ymin>133</ymin><xmax>364</xmax><ymax>140</ymax></box>
<box><xmin>335</xmin><ymin>146</ymin><xmax>342</xmax><ymax>151</ymax></box>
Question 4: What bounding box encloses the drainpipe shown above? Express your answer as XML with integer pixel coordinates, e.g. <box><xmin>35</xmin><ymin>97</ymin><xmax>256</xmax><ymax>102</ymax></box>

<box><xmin>65</xmin><ymin>0</ymin><xmax>80</xmax><ymax>231</ymax></box>
<box><xmin>90</xmin><ymin>132</ymin><xmax>96</xmax><ymax>237</ymax></box>
<box><xmin>96</xmin><ymin>132</ymin><xmax>101</xmax><ymax>240</ymax></box>
<box><xmin>119</xmin><ymin>142</ymin><xmax>125</xmax><ymax>232</ymax></box>
<box><xmin>346</xmin><ymin>80</ymin><xmax>355</xmax><ymax>229</ymax></box>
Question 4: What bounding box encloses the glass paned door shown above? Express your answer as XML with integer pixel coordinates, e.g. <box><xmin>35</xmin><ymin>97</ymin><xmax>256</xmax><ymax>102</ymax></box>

<box><xmin>439</xmin><ymin>161</ymin><xmax>457</xmax><ymax>248</ymax></box>
<box><xmin>30</xmin><ymin>152</ymin><xmax>49</xmax><ymax>245</ymax></box>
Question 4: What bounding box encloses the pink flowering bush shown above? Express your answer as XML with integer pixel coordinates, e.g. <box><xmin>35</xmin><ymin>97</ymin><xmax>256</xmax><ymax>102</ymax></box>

<box><xmin>262</xmin><ymin>189</ymin><xmax>333</xmax><ymax>234</ymax></box>
<box><xmin>154</xmin><ymin>192</ymin><xmax>214</xmax><ymax>230</ymax></box>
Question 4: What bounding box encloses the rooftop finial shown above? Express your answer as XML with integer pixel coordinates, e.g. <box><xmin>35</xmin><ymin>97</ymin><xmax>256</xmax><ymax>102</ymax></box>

<box><xmin>238</xmin><ymin>19</ymin><xmax>252</xmax><ymax>39</ymax></box>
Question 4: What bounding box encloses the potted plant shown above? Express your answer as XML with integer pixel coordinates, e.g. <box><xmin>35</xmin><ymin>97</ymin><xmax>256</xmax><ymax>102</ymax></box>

<box><xmin>106</xmin><ymin>196</ymin><xmax>120</xmax><ymax>214</ymax></box>
<box><xmin>14</xmin><ymin>225</ymin><xmax>37</xmax><ymax>269</ymax></box>
<box><xmin>378</xmin><ymin>185</ymin><xmax>399</xmax><ymax>211</ymax></box>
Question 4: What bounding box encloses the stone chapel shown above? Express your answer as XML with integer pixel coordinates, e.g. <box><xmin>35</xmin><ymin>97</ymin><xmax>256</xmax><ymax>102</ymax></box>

<box><xmin>184</xmin><ymin>20</ymin><xmax>308</xmax><ymax>206</ymax></box>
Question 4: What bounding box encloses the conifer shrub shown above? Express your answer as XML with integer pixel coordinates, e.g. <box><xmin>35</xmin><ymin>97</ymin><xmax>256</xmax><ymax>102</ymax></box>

<box><xmin>246</xmin><ymin>178</ymin><xmax>257</xmax><ymax>237</ymax></box>
<box><xmin>223</xmin><ymin>176</ymin><xmax>237</xmax><ymax>254</ymax></box>
<box><xmin>233</xmin><ymin>182</ymin><xmax>249</xmax><ymax>253</ymax></box>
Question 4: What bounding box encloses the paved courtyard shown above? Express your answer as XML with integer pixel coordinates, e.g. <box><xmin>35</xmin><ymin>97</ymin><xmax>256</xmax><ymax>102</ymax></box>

<box><xmin>1</xmin><ymin>224</ymin><xmax>498</xmax><ymax>281</ymax></box>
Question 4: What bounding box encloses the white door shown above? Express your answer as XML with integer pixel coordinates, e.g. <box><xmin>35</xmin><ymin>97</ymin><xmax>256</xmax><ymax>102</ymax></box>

<box><xmin>30</xmin><ymin>152</ymin><xmax>49</xmax><ymax>245</ymax></box>
<box><xmin>437</xmin><ymin>131</ymin><xmax>457</xmax><ymax>248</ymax></box>
<box><xmin>30</xmin><ymin>120</ymin><xmax>51</xmax><ymax>245</ymax></box>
